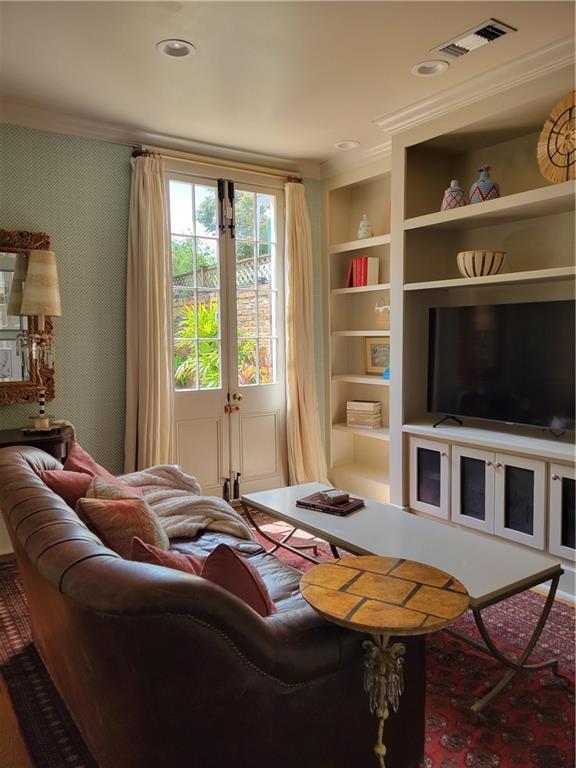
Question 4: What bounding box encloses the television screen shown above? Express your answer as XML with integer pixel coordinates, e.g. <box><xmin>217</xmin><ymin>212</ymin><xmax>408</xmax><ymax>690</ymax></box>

<box><xmin>427</xmin><ymin>300</ymin><xmax>575</xmax><ymax>431</ymax></box>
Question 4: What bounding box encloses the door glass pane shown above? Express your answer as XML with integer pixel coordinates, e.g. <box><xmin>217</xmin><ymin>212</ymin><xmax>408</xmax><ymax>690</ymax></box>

<box><xmin>236</xmin><ymin>190</ymin><xmax>277</xmax><ymax>386</ymax></box>
<box><xmin>238</xmin><ymin>338</ymin><xmax>257</xmax><ymax>385</ymax></box>
<box><xmin>460</xmin><ymin>457</ymin><xmax>486</xmax><ymax>520</ymax></box>
<box><xmin>169</xmin><ymin>181</ymin><xmax>193</xmax><ymax>235</ymax></box>
<box><xmin>504</xmin><ymin>466</ymin><xmax>534</xmax><ymax>535</ymax></box>
<box><xmin>561</xmin><ymin>477</ymin><xmax>575</xmax><ymax>549</ymax></box>
<box><xmin>195</xmin><ymin>185</ymin><xmax>217</xmax><ymax>236</ymax></box>
<box><xmin>196</xmin><ymin>239</ymin><xmax>219</xmax><ymax>288</ymax></box>
<box><xmin>237</xmin><ymin>290</ymin><xmax>257</xmax><ymax>337</ymax></box>
<box><xmin>169</xmin><ymin>180</ymin><xmax>221</xmax><ymax>391</ymax></box>
<box><xmin>236</xmin><ymin>242</ymin><xmax>255</xmax><ymax>288</ymax></box>
<box><xmin>416</xmin><ymin>447</ymin><xmax>441</xmax><ymax>507</ymax></box>
<box><xmin>235</xmin><ymin>190</ymin><xmax>255</xmax><ymax>240</ymax></box>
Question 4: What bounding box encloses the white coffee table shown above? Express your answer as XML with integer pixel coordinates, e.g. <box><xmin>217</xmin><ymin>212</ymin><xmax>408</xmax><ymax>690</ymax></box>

<box><xmin>242</xmin><ymin>482</ymin><xmax>563</xmax><ymax>720</ymax></box>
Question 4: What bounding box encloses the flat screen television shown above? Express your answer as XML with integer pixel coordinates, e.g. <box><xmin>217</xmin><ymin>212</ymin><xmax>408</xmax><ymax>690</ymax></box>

<box><xmin>427</xmin><ymin>300</ymin><xmax>575</xmax><ymax>431</ymax></box>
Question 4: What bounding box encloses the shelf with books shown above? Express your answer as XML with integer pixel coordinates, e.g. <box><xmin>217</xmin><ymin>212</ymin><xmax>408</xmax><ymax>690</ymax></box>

<box><xmin>331</xmin><ymin>283</ymin><xmax>390</xmax><ymax>295</ymax></box>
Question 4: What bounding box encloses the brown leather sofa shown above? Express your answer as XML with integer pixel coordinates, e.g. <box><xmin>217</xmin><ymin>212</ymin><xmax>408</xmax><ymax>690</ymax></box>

<box><xmin>0</xmin><ymin>446</ymin><xmax>425</xmax><ymax>768</ymax></box>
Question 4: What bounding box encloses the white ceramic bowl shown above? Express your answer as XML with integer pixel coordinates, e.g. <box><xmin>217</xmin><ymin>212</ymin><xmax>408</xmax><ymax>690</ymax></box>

<box><xmin>457</xmin><ymin>250</ymin><xmax>507</xmax><ymax>278</ymax></box>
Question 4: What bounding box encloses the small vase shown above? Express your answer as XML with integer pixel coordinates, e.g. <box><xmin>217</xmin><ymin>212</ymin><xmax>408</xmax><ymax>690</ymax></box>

<box><xmin>441</xmin><ymin>180</ymin><xmax>466</xmax><ymax>210</ymax></box>
<box><xmin>469</xmin><ymin>165</ymin><xmax>500</xmax><ymax>204</ymax></box>
<box><xmin>357</xmin><ymin>214</ymin><xmax>373</xmax><ymax>239</ymax></box>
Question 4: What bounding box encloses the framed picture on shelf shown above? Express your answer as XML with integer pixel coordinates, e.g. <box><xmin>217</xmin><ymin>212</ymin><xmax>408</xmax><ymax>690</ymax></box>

<box><xmin>365</xmin><ymin>337</ymin><xmax>390</xmax><ymax>376</ymax></box>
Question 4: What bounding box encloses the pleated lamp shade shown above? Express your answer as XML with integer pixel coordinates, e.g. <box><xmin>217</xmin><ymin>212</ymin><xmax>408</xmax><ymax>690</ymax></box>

<box><xmin>20</xmin><ymin>250</ymin><xmax>62</xmax><ymax>317</ymax></box>
<box><xmin>6</xmin><ymin>253</ymin><xmax>28</xmax><ymax>315</ymax></box>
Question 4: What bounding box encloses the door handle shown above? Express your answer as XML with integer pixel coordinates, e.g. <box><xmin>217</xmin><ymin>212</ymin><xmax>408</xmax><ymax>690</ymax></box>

<box><xmin>232</xmin><ymin>393</ymin><xmax>243</xmax><ymax>401</ymax></box>
<box><xmin>224</xmin><ymin>404</ymin><xmax>241</xmax><ymax>414</ymax></box>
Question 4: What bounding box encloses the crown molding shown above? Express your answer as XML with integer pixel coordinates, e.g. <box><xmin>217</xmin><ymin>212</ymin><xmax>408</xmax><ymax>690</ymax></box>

<box><xmin>0</xmin><ymin>99</ymin><xmax>322</xmax><ymax>179</ymax></box>
<box><xmin>321</xmin><ymin>139</ymin><xmax>391</xmax><ymax>180</ymax></box>
<box><xmin>373</xmin><ymin>36</ymin><xmax>575</xmax><ymax>136</ymax></box>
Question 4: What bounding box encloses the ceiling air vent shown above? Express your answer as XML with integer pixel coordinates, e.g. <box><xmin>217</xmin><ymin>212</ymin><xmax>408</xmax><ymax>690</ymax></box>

<box><xmin>432</xmin><ymin>19</ymin><xmax>517</xmax><ymax>59</ymax></box>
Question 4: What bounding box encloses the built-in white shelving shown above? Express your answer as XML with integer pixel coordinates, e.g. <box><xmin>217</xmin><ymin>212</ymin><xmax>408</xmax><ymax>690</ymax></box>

<box><xmin>331</xmin><ymin>283</ymin><xmax>390</xmax><ymax>295</ymax></box>
<box><xmin>404</xmin><ymin>266</ymin><xmax>576</xmax><ymax>292</ymax></box>
<box><xmin>403</xmin><ymin>181</ymin><xmax>575</xmax><ymax>232</ymax></box>
<box><xmin>332</xmin><ymin>374</ymin><xmax>389</xmax><ymax>386</ymax></box>
<box><xmin>333</xmin><ymin>423</ymin><xmax>390</xmax><ymax>441</ymax></box>
<box><xmin>326</xmin><ymin>169</ymin><xmax>392</xmax><ymax>504</ymax></box>
<box><xmin>329</xmin><ymin>233</ymin><xmax>391</xmax><ymax>254</ymax></box>
<box><xmin>403</xmin><ymin>420</ymin><xmax>575</xmax><ymax>464</ymax></box>
<box><xmin>331</xmin><ymin>330</ymin><xmax>390</xmax><ymax>337</ymax></box>
<box><xmin>331</xmin><ymin>463</ymin><xmax>390</xmax><ymax>501</ymax></box>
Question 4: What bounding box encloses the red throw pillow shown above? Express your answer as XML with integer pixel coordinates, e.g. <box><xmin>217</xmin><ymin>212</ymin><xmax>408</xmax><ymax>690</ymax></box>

<box><xmin>201</xmin><ymin>544</ymin><xmax>276</xmax><ymax>617</ymax></box>
<box><xmin>130</xmin><ymin>537</ymin><xmax>205</xmax><ymax>575</ymax></box>
<box><xmin>37</xmin><ymin>470</ymin><xmax>93</xmax><ymax>508</ymax></box>
<box><xmin>63</xmin><ymin>442</ymin><xmax>143</xmax><ymax>497</ymax></box>
<box><xmin>76</xmin><ymin>498</ymin><xmax>169</xmax><ymax>558</ymax></box>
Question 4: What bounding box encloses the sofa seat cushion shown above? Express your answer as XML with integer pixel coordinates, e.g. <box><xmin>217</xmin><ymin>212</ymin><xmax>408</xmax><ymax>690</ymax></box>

<box><xmin>171</xmin><ymin>531</ymin><xmax>263</xmax><ymax>558</ymax></box>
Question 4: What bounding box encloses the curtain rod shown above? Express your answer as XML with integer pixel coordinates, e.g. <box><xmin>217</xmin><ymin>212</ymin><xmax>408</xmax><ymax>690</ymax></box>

<box><xmin>137</xmin><ymin>145</ymin><xmax>302</xmax><ymax>181</ymax></box>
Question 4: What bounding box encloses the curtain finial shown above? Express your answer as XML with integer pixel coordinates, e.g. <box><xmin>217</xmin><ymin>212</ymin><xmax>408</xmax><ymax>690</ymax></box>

<box><xmin>287</xmin><ymin>176</ymin><xmax>302</xmax><ymax>184</ymax></box>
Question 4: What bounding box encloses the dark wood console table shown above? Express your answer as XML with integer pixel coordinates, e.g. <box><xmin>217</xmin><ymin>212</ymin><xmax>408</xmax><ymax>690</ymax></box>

<box><xmin>0</xmin><ymin>426</ymin><xmax>74</xmax><ymax>462</ymax></box>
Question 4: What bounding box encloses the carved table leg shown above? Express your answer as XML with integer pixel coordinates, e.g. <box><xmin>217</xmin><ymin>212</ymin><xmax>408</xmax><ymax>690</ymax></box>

<box><xmin>362</xmin><ymin>634</ymin><xmax>406</xmax><ymax>768</ymax></box>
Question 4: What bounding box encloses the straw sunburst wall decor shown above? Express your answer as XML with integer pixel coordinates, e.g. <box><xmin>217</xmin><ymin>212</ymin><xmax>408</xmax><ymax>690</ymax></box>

<box><xmin>537</xmin><ymin>91</ymin><xmax>575</xmax><ymax>183</ymax></box>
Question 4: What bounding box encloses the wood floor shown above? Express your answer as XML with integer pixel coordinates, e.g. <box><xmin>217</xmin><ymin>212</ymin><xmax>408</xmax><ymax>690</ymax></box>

<box><xmin>0</xmin><ymin>673</ymin><xmax>33</xmax><ymax>768</ymax></box>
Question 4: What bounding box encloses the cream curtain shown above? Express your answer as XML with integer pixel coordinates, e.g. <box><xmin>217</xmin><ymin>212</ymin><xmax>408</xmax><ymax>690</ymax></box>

<box><xmin>124</xmin><ymin>155</ymin><xmax>174</xmax><ymax>472</ymax></box>
<box><xmin>285</xmin><ymin>181</ymin><xmax>328</xmax><ymax>484</ymax></box>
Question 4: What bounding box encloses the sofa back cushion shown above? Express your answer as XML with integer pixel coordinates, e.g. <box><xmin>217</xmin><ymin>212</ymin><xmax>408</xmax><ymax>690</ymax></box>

<box><xmin>63</xmin><ymin>442</ymin><xmax>143</xmax><ymax>497</ymax></box>
<box><xmin>130</xmin><ymin>540</ymin><xmax>276</xmax><ymax>617</ymax></box>
<box><xmin>37</xmin><ymin>470</ymin><xmax>93</xmax><ymax>508</ymax></box>
<box><xmin>76</xmin><ymin>498</ymin><xmax>169</xmax><ymax>558</ymax></box>
<box><xmin>201</xmin><ymin>544</ymin><xmax>276</xmax><ymax>617</ymax></box>
<box><xmin>130</xmin><ymin>537</ymin><xmax>205</xmax><ymax>575</ymax></box>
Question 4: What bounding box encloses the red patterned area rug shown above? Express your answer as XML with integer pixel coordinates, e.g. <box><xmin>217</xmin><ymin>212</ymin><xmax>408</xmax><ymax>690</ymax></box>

<box><xmin>1</xmin><ymin>518</ymin><xmax>574</xmax><ymax>768</ymax></box>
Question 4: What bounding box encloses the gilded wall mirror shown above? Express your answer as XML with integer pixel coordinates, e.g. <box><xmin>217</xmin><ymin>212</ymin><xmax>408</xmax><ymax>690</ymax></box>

<box><xmin>0</xmin><ymin>229</ymin><xmax>56</xmax><ymax>405</ymax></box>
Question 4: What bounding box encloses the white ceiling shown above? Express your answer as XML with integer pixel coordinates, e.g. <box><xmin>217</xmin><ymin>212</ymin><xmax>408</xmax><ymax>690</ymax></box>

<box><xmin>0</xmin><ymin>2</ymin><xmax>574</xmax><ymax>168</ymax></box>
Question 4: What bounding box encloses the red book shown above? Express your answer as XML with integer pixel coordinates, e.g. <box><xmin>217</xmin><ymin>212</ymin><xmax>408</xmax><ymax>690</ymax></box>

<box><xmin>352</xmin><ymin>257</ymin><xmax>359</xmax><ymax>287</ymax></box>
<box><xmin>345</xmin><ymin>260</ymin><xmax>353</xmax><ymax>288</ymax></box>
<box><xmin>361</xmin><ymin>256</ymin><xmax>367</xmax><ymax>286</ymax></box>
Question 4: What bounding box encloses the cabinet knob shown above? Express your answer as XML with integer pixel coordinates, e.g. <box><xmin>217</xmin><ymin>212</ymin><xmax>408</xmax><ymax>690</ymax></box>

<box><xmin>485</xmin><ymin>460</ymin><xmax>493</xmax><ymax>467</ymax></box>
<box><xmin>552</xmin><ymin>474</ymin><xmax>560</xmax><ymax>481</ymax></box>
<box><xmin>440</xmin><ymin>451</ymin><xmax>447</xmax><ymax>457</ymax></box>
<box><xmin>495</xmin><ymin>462</ymin><xmax>502</xmax><ymax>469</ymax></box>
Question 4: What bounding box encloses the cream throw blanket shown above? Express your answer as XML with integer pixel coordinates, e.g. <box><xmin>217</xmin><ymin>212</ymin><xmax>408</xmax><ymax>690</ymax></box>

<box><xmin>120</xmin><ymin>465</ymin><xmax>254</xmax><ymax>542</ymax></box>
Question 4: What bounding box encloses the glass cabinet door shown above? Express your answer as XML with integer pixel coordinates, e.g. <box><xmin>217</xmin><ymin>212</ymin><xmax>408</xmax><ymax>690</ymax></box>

<box><xmin>494</xmin><ymin>453</ymin><xmax>545</xmax><ymax>549</ymax></box>
<box><xmin>451</xmin><ymin>446</ymin><xmax>495</xmax><ymax>532</ymax></box>
<box><xmin>549</xmin><ymin>463</ymin><xmax>575</xmax><ymax>559</ymax></box>
<box><xmin>409</xmin><ymin>438</ymin><xmax>450</xmax><ymax>519</ymax></box>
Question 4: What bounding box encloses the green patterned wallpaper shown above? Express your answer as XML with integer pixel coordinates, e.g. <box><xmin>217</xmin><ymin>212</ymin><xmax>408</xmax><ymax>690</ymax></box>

<box><xmin>303</xmin><ymin>179</ymin><xmax>326</xmax><ymax>440</ymax></box>
<box><xmin>0</xmin><ymin>124</ymin><xmax>132</xmax><ymax>472</ymax></box>
<box><xmin>0</xmin><ymin>124</ymin><xmax>326</xmax><ymax>470</ymax></box>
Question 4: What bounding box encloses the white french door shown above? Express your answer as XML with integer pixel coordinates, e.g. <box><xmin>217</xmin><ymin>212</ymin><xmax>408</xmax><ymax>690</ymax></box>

<box><xmin>167</xmin><ymin>170</ymin><xmax>286</xmax><ymax>499</ymax></box>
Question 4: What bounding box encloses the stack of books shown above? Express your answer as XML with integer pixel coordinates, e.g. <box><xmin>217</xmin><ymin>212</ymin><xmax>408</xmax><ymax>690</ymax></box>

<box><xmin>345</xmin><ymin>256</ymin><xmax>379</xmax><ymax>287</ymax></box>
<box><xmin>346</xmin><ymin>400</ymin><xmax>382</xmax><ymax>429</ymax></box>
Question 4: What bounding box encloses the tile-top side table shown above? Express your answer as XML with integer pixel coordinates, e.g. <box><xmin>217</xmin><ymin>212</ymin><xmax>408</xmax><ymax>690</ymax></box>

<box><xmin>301</xmin><ymin>555</ymin><xmax>470</xmax><ymax>768</ymax></box>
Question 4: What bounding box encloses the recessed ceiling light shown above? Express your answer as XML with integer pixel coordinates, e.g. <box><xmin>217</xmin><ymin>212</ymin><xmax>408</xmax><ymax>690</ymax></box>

<box><xmin>334</xmin><ymin>140</ymin><xmax>360</xmax><ymax>151</ymax></box>
<box><xmin>156</xmin><ymin>39</ymin><xmax>196</xmax><ymax>58</ymax></box>
<box><xmin>411</xmin><ymin>60</ymin><xmax>450</xmax><ymax>77</ymax></box>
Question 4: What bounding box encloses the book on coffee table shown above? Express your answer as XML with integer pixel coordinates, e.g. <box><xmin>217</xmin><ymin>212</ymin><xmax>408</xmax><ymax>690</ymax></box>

<box><xmin>296</xmin><ymin>491</ymin><xmax>365</xmax><ymax>516</ymax></box>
